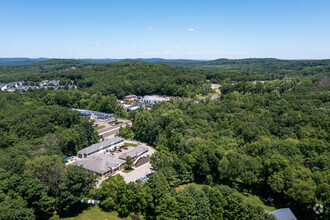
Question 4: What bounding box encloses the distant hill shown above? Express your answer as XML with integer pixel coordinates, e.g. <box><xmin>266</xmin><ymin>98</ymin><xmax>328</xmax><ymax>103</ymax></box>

<box><xmin>172</xmin><ymin>58</ymin><xmax>330</xmax><ymax>76</ymax></box>
<box><xmin>80</xmin><ymin>58</ymin><xmax>207</xmax><ymax>65</ymax></box>
<box><xmin>1</xmin><ymin>57</ymin><xmax>329</xmax><ymax>83</ymax></box>
<box><xmin>0</xmin><ymin>58</ymin><xmax>49</xmax><ymax>66</ymax></box>
<box><xmin>0</xmin><ymin>59</ymin><xmax>93</xmax><ymax>82</ymax></box>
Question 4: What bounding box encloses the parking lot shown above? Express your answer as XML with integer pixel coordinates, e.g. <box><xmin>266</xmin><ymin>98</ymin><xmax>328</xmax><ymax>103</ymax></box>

<box><xmin>118</xmin><ymin>162</ymin><xmax>153</xmax><ymax>183</ymax></box>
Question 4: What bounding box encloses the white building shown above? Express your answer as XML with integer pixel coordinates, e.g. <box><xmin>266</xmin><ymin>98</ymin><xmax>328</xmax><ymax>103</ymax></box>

<box><xmin>140</xmin><ymin>95</ymin><xmax>170</xmax><ymax>104</ymax></box>
<box><xmin>123</xmin><ymin>104</ymin><xmax>140</xmax><ymax>111</ymax></box>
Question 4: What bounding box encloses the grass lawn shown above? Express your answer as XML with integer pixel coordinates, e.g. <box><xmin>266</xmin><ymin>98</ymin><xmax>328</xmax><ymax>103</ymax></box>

<box><xmin>124</xmin><ymin>143</ymin><xmax>138</xmax><ymax>147</ymax></box>
<box><xmin>176</xmin><ymin>182</ymin><xmax>208</xmax><ymax>191</ymax></box>
<box><xmin>243</xmin><ymin>193</ymin><xmax>277</xmax><ymax>212</ymax></box>
<box><xmin>50</xmin><ymin>205</ymin><xmax>132</xmax><ymax>220</ymax></box>
<box><xmin>122</xmin><ymin>168</ymin><xmax>134</xmax><ymax>173</ymax></box>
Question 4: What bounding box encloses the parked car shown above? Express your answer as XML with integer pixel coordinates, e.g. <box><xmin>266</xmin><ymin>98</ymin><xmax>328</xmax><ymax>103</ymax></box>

<box><xmin>146</xmin><ymin>172</ymin><xmax>155</xmax><ymax>177</ymax></box>
<box><xmin>124</xmin><ymin>147</ymin><xmax>128</xmax><ymax>150</ymax></box>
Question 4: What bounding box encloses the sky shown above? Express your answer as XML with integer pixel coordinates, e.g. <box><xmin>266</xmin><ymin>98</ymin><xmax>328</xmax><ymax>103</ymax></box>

<box><xmin>0</xmin><ymin>0</ymin><xmax>330</xmax><ymax>59</ymax></box>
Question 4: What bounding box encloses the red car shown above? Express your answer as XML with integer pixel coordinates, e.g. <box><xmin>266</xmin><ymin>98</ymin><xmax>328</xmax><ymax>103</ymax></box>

<box><xmin>124</xmin><ymin>147</ymin><xmax>128</xmax><ymax>150</ymax></box>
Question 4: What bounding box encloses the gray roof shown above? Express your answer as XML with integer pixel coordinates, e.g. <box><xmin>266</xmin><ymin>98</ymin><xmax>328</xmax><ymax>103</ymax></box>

<box><xmin>269</xmin><ymin>208</ymin><xmax>297</xmax><ymax>220</ymax></box>
<box><xmin>73</xmin><ymin>154</ymin><xmax>125</xmax><ymax>174</ymax></box>
<box><xmin>119</xmin><ymin>146</ymin><xmax>148</xmax><ymax>160</ymax></box>
<box><xmin>78</xmin><ymin>137</ymin><xmax>124</xmax><ymax>155</ymax></box>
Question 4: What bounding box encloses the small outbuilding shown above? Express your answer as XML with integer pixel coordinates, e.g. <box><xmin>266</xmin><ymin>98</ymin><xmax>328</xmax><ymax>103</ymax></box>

<box><xmin>269</xmin><ymin>208</ymin><xmax>297</xmax><ymax>220</ymax></box>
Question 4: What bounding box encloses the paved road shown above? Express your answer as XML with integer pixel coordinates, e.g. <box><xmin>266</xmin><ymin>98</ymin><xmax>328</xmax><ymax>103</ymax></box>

<box><xmin>96</xmin><ymin>120</ymin><xmax>132</xmax><ymax>139</ymax></box>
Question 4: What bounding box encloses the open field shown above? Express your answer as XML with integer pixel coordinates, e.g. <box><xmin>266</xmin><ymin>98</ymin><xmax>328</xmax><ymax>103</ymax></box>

<box><xmin>50</xmin><ymin>206</ymin><xmax>132</xmax><ymax>220</ymax></box>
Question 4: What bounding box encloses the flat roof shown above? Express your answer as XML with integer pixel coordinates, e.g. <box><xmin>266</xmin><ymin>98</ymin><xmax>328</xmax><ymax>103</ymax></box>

<box><xmin>78</xmin><ymin>137</ymin><xmax>124</xmax><ymax>155</ymax></box>
<box><xmin>72</xmin><ymin>108</ymin><xmax>114</xmax><ymax>116</ymax></box>
<box><xmin>119</xmin><ymin>146</ymin><xmax>148</xmax><ymax>160</ymax></box>
<box><xmin>74</xmin><ymin>154</ymin><xmax>125</xmax><ymax>174</ymax></box>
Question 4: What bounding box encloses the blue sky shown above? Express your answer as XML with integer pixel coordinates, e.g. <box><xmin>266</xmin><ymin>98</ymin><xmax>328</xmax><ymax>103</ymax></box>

<box><xmin>1</xmin><ymin>0</ymin><xmax>330</xmax><ymax>59</ymax></box>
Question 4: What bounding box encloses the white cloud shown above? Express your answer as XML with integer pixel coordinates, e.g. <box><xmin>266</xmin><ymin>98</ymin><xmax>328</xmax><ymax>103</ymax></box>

<box><xmin>188</xmin><ymin>28</ymin><xmax>195</xmax><ymax>32</ymax></box>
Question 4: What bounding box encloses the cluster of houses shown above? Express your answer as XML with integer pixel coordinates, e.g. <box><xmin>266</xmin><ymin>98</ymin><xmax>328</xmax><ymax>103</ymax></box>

<box><xmin>73</xmin><ymin>137</ymin><xmax>149</xmax><ymax>176</ymax></box>
<box><xmin>0</xmin><ymin>80</ymin><xmax>75</xmax><ymax>92</ymax></box>
<box><xmin>118</xmin><ymin>94</ymin><xmax>172</xmax><ymax>111</ymax></box>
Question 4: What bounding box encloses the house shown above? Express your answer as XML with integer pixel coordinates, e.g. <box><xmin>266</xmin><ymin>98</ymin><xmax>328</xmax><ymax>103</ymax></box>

<box><xmin>77</xmin><ymin>137</ymin><xmax>124</xmax><ymax>159</ymax></box>
<box><xmin>140</xmin><ymin>95</ymin><xmax>170</xmax><ymax>104</ymax></box>
<box><xmin>117</xmin><ymin>100</ymin><xmax>124</xmax><ymax>104</ymax></box>
<box><xmin>269</xmin><ymin>208</ymin><xmax>297</xmax><ymax>220</ymax></box>
<box><xmin>74</xmin><ymin>154</ymin><xmax>125</xmax><ymax>176</ymax></box>
<box><xmin>119</xmin><ymin>146</ymin><xmax>148</xmax><ymax>161</ymax></box>
<box><xmin>125</xmin><ymin>94</ymin><xmax>137</xmax><ymax>101</ymax></box>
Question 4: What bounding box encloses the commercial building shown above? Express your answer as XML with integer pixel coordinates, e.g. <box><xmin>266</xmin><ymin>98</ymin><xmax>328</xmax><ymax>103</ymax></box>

<box><xmin>77</xmin><ymin>137</ymin><xmax>124</xmax><ymax>159</ymax></box>
<box><xmin>123</xmin><ymin>104</ymin><xmax>140</xmax><ymax>111</ymax></box>
<box><xmin>73</xmin><ymin>108</ymin><xmax>114</xmax><ymax>120</ymax></box>
<box><xmin>125</xmin><ymin>94</ymin><xmax>137</xmax><ymax>101</ymax></box>
<box><xmin>119</xmin><ymin>146</ymin><xmax>149</xmax><ymax>160</ymax></box>
<box><xmin>74</xmin><ymin>154</ymin><xmax>125</xmax><ymax>176</ymax></box>
<box><xmin>140</xmin><ymin>95</ymin><xmax>170</xmax><ymax>104</ymax></box>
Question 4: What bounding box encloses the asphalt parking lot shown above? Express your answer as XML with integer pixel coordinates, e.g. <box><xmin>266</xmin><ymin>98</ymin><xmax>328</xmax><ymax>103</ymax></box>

<box><xmin>118</xmin><ymin>162</ymin><xmax>153</xmax><ymax>183</ymax></box>
<box><xmin>117</xmin><ymin>141</ymin><xmax>155</xmax><ymax>183</ymax></box>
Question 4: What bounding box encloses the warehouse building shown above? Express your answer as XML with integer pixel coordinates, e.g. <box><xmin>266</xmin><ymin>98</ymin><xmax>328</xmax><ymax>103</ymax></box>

<box><xmin>123</xmin><ymin>104</ymin><xmax>140</xmax><ymax>111</ymax></box>
<box><xmin>140</xmin><ymin>95</ymin><xmax>170</xmax><ymax>104</ymax></box>
<box><xmin>77</xmin><ymin>137</ymin><xmax>124</xmax><ymax>159</ymax></box>
<box><xmin>73</xmin><ymin>108</ymin><xmax>114</xmax><ymax>120</ymax></box>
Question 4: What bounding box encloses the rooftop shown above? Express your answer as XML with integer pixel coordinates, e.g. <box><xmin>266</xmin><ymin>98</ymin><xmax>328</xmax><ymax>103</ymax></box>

<box><xmin>142</xmin><ymin>95</ymin><xmax>169</xmax><ymax>102</ymax></box>
<box><xmin>119</xmin><ymin>146</ymin><xmax>149</xmax><ymax>160</ymax></box>
<box><xmin>269</xmin><ymin>208</ymin><xmax>297</xmax><ymax>220</ymax></box>
<box><xmin>73</xmin><ymin>154</ymin><xmax>125</xmax><ymax>174</ymax></box>
<box><xmin>77</xmin><ymin>137</ymin><xmax>124</xmax><ymax>155</ymax></box>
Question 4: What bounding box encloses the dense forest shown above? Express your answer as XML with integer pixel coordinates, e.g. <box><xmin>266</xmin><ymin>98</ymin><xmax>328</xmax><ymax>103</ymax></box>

<box><xmin>0</xmin><ymin>59</ymin><xmax>329</xmax><ymax>219</ymax></box>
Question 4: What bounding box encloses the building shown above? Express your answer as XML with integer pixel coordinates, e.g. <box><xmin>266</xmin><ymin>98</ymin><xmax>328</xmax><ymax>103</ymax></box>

<box><xmin>125</xmin><ymin>94</ymin><xmax>137</xmax><ymax>101</ymax></box>
<box><xmin>74</xmin><ymin>154</ymin><xmax>125</xmax><ymax>176</ymax></box>
<box><xmin>123</xmin><ymin>104</ymin><xmax>140</xmax><ymax>111</ymax></box>
<box><xmin>119</xmin><ymin>146</ymin><xmax>149</xmax><ymax>160</ymax></box>
<box><xmin>77</xmin><ymin>137</ymin><xmax>124</xmax><ymax>159</ymax></box>
<box><xmin>73</xmin><ymin>108</ymin><xmax>114</xmax><ymax>120</ymax></box>
<box><xmin>269</xmin><ymin>208</ymin><xmax>297</xmax><ymax>220</ymax></box>
<box><xmin>140</xmin><ymin>95</ymin><xmax>170</xmax><ymax>104</ymax></box>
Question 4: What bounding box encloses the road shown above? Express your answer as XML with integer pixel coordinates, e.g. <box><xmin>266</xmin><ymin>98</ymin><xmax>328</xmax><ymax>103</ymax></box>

<box><xmin>95</xmin><ymin>119</ymin><xmax>132</xmax><ymax>139</ymax></box>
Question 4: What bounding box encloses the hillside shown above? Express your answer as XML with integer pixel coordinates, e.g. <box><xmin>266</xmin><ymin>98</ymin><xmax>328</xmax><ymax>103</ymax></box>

<box><xmin>0</xmin><ymin>59</ymin><xmax>93</xmax><ymax>82</ymax></box>
<box><xmin>53</xmin><ymin>62</ymin><xmax>210</xmax><ymax>98</ymax></box>
<box><xmin>174</xmin><ymin>58</ymin><xmax>330</xmax><ymax>75</ymax></box>
<box><xmin>0</xmin><ymin>58</ymin><xmax>49</xmax><ymax>66</ymax></box>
